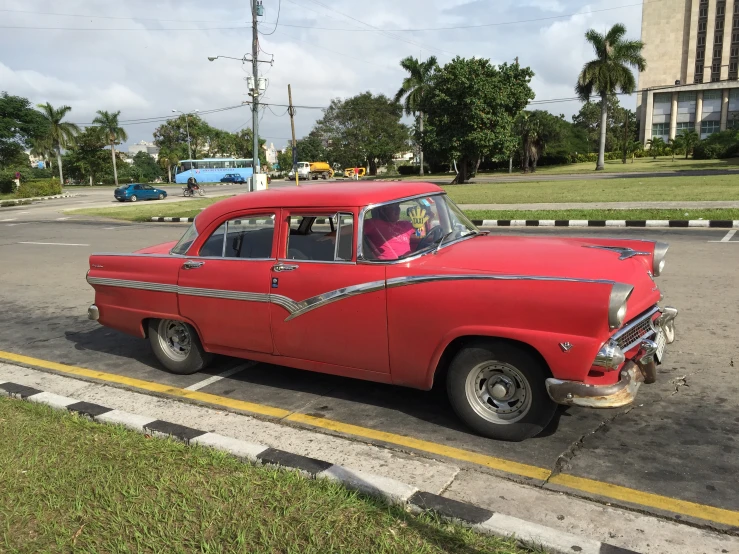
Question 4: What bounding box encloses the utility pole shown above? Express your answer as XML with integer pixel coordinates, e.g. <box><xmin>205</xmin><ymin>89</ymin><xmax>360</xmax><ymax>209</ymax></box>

<box><xmin>251</xmin><ymin>0</ymin><xmax>260</xmax><ymax>192</ymax></box>
<box><xmin>287</xmin><ymin>84</ymin><xmax>299</xmax><ymax>186</ymax></box>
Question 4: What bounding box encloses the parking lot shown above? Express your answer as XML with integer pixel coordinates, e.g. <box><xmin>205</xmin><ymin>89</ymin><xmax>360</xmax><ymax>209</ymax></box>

<box><xmin>1</xmin><ymin>198</ymin><xmax>738</xmax><ymax>533</ymax></box>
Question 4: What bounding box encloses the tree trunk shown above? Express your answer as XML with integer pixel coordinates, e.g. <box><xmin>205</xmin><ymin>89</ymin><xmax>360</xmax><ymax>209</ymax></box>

<box><xmin>596</xmin><ymin>93</ymin><xmax>608</xmax><ymax>170</ymax></box>
<box><xmin>474</xmin><ymin>157</ymin><xmax>481</xmax><ymax>176</ymax></box>
<box><xmin>368</xmin><ymin>158</ymin><xmax>377</xmax><ymax>176</ymax></box>
<box><xmin>89</xmin><ymin>175</ymin><xmax>93</xmax><ymax>186</ymax></box>
<box><xmin>509</xmin><ymin>156</ymin><xmax>512</xmax><ymax>174</ymax></box>
<box><xmin>458</xmin><ymin>157</ymin><xmax>469</xmax><ymax>184</ymax></box>
<box><xmin>57</xmin><ymin>150</ymin><xmax>64</xmax><ymax>184</ymax></box>
<box><xmin>419</xmin><ymin>111</ymin><xmax>424</xmax><ymax>176</ymax></box>
<box><xmin>167</xmin><ymin>164</ymin><xmax>172</xmax><ymax>183</ymax></box>
<box><xmin>522</xmin><ymin>143</ymin><xmax>530</xmax><ymax>174</ymax></box>
<box><xmin>111</xmin><ymin>142</ymin><xmax>119</xmax><ymax>186</ymax></box>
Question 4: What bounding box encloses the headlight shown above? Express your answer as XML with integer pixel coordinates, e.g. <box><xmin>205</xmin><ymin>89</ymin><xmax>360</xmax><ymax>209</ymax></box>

<box><xmin>652</xmin><ymin>242</ymin><xmax>669</xmax><ymax>276</ymax></box>
<box><xmin>608</xmin><ymin>283</ymin><xmax>633</xmax><ymax>329</ymax></box>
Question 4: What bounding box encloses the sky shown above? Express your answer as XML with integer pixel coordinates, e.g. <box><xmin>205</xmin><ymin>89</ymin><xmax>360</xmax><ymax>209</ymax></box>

<box><xmin>0</xmin><ymin>0</ymin><xmax>643</xmax><ymax>152</ymax></box>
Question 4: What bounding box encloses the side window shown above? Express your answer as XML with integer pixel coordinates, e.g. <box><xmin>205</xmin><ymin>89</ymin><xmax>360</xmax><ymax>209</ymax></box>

<box><xmin>286</xmin><ymin>213</ymin><xmax>354</xmax><ymax>262</ymax></box>
<box><xmin>198</xmin><ymin>214</ymin><xmax>275</xmax><ymax>259</ymax></box>
<box><xmin>134</xmin><ymin>184</ymin><xmax>142</xmax><ymax>190</ymax></box>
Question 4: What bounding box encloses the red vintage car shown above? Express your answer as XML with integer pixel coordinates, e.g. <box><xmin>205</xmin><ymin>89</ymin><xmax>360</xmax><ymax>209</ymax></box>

<box><xmin>86</xmin><ymin>182</ymin><xmax>677</xmax><ymax>441</ymax></box>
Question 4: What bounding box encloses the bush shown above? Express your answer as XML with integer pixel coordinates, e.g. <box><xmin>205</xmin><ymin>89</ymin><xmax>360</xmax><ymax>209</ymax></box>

<box><xmin>15</xmin><ymin>179</ymin><xmax>63</xmax><ymax>198</ymax></box>
<box><xmin>397</xmin><ymin>164</ymin><xmax>430</xmax><ymax>175</ymax></box>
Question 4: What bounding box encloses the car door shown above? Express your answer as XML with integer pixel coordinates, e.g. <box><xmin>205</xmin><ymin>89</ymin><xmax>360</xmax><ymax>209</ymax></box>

<box><xmin>177</xmin><ymin>212</ymin><xmax>277</xmax><ymax>354</ymax></box>
<box><xmin>269</xmin><ymin>210</ymin><xmax>389</xmax><ymax>374</ymax></box>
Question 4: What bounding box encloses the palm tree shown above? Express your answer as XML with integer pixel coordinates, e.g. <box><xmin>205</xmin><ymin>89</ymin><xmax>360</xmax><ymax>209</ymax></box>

<box><xmin>678</xmin><ymin>130</ymin><xmax>700</xmax><ymax>159</ymax></box>
<box><xmin>647</xmin><ymin>137</ymin><xmax>666</xmax><ymax>159</ymax></box>
<box><xmin>36</xmin><ymin>103</ymin><xmax>80</xmax><ymax>184</ymax></box>
<box><xmin>29</xmin><ymin>136</ymin><xmax>54</xmax><ymax>170</ymax></box>
<box><xmin>576</xmin><ymin>24</ymin><xmax>646</xmax><ymax>170</ymax></box>
<box><xmin>394</xmin><ymin>55</ymin><xmax>438</xmax><ymax>176</ymax></box>
<box><xmin>92</xmin><ymin>110</ymin><xmax>128</xmax><ymax>186</ymax></box>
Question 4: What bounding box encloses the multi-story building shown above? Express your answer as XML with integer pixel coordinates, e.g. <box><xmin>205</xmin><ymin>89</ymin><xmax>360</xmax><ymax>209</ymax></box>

<box><xmin>637</xmin><ymin>0</ymin><xmax>739</xmax><ymax>144</ymax></box>
<box><xmin>128</xmin><ymin>140</ymin><xmax>160</xmax><ymax>159</ymax></box>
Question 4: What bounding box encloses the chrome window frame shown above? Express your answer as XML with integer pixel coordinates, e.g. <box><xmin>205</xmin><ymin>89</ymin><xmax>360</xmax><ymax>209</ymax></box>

<box><xmin>357</xmin><ymin>192</ymin><xmax>481</xmax><ymax>265</ymax></box>
<box><xmin>195</xmin><ymin>212</ymin><xmax>277</xmax><ymax>260</ymax></box>
<box><xmin>282</xmin><ymin>212</ymin><xmax>357</xmax><ymax>265</ymax></box>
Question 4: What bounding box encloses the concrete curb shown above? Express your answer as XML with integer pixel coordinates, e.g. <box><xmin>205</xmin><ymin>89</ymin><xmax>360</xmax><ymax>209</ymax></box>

<box><xmin>0</xmin><ymin>193</ymin><xmax>76</xmax><ymax>207</ymax></box>
<box><xmin>0</xmin><ymin>381</ymin><xmax>637</xmax><ymax>554</ymax></box>
<box><xmin>469</xmin><ymin>219</ymin><xmax>739</xmax><ymax>228</ymax></box>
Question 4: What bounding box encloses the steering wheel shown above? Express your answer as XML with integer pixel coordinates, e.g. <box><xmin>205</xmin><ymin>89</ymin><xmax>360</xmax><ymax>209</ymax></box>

<box><xmin>416</xmin><ymin>225</ymin><xmax>444</xmax><ymax>250</ymax></box>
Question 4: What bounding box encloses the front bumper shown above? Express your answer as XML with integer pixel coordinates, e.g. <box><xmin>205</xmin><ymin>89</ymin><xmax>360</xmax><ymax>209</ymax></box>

<box><xmin>546</xmin><ymin>305</ymin><xmax>678</xmax><ymax>408</ymax></box>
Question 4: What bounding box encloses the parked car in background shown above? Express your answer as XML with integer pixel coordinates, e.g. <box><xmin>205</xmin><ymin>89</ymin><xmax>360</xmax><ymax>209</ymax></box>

<box><xmin>344</xmin><ymin>167</ymin><xmax>366</xmax><ymax>178</ymax></box>
<box><xmin>220</xmin><ymin>173</ymin><xmax>247</xmax><ymax>184</ymax></box>
<box><xmin>88</xmin><ymin>181</ymin><xmax>677</xmax><ymax>442</ymax></box>
<box><xmin>114</xmin><ymin>184</ymin><xmax>167</xmax><ymax>202</ymax></box>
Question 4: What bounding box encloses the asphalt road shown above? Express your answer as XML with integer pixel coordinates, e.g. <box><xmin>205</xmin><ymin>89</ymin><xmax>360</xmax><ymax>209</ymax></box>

<box><xmin>1</xmin><ymin>195</ymin><xmax>738</xmax><ymax>530</ymax></box>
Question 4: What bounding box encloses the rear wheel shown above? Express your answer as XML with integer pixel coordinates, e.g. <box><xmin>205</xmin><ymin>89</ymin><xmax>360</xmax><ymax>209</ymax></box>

<box><xmin>130</xmin><ymin>195</ymin><xmax>138</xmax><ymax>202</ymax></box>
<box><xmin>446</xmin><ymin>340</ymin><xmax>556</xmax><ymax>442</ymax></box>
<box><xmin>148</xmin><ymin>319</ymin><xmax>213</xmax><ymax>375</ymax></box>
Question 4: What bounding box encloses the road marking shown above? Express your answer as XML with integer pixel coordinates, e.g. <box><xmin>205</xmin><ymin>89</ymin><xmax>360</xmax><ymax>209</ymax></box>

<box><xmin>17</xmin><ymin>242</ymin><xmax>89</xmax><ymax>246</ymax></box>
<box><xmin>6</xmin><ymin>223</ymin><xmax>29</xmax><ymax>227</ymax></box>
<box><xmin>707</xmin><ymin>229</ymin><xmax>737</xmax><ymax>243</ymax></box>
<box><xmin>56</xmin><ymin>217</ymin><xmax>70</xmax><ymax>221</ymax></box>
<box><xmin>1</xmin><ymin>348</ymin><xmax>738</xmax><ymax>527</ymax></box>
<box><xmin>184</xmin><ymin>363</ymin><xmax>251</xmax><ymax>391</ymax></box>
<box><xmin>0</xmin><ymin>218</ymin><xmax>17</xmax><ymax>222</ymax></box>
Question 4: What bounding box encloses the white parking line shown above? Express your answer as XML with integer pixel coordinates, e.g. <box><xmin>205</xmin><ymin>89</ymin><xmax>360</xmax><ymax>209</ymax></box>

<box><xmin>708</xmin><ymin>230</ymin><xmax>737</xmax><ymax>243</ymax></box>
<box><xmin>18</xmin><ymin>242</ymin><xmax>89</xmax><ymax>246</ymax></box>
<box><xmin>184</xmin><ymin>363</ymin><xmax>252</xmax><ymax>391</ymax></box>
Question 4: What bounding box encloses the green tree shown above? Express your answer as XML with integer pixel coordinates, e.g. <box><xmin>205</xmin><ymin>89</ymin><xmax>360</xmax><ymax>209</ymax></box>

<box><xmin>420</xmin><ymin>57</ymin><xmax>534</xmax><ymax>183</ymax></box>
<box><xmin>573</xmin><ymin>95</ymin><xmax>635</xmax><ymax>154</ymax></box>
<box><xmin>576</xmin><ymin>23</ymin><xmax>646</xmax><ymax>170</ymax></box>
<box><xmin>36</xmin><ymin>102</ymin><xmax>80</xmax><ymax>184</ymax></box>
<box><xmin>131</xmin><ymin>151</ymin><xmax>163</xmax><ymax>182</ymax></box>
<box><xmin>625</xmin><ymin>140</ymin><xmax>643</xmax><ymax>163</ymax></box>
<box><xmin>92</xmin><ymin>110</ymin><xmax>128</xmax><ymax>187</ymax></box>
<box><xmin>157</xmin><ymin>147</ymin><xmax>179</xmax><ymax>183</ymax></box>
<box><xmin>678</xmin><ymin>130</ymin><xmax>700</xmax><ymax>159</ymax></box>
<box><xmin>646</xmin><ymin>136</ymin><xmax>666</xmax><ymax>159</ymax></box>
<box><xmin>295</xmin><ymin>131</ymin><xmax>327</xmax><ymax>163</ymax></box>
<box><xmin>276</xmin><ymin>146</ymin><xmax>293</xmax><ymax>172</ymax></box>
<box><xmin>233</xmin><ymin>128</ymin><xmax>267</xmax><ymax>166</ymax></box>
<box><xmin>64</xmin><ymin>126</ymin><xmax>110</xmax><ymax>185</ymax></box>
<box><xmin>394</xmin><ymin>55</ymin><xmax>438</xmax><ymax>176</ymax></box>
<box><xmin>29</xmin><ymin>135</ymin><xmax>55</xmax><ymax>170</ymax></box>
<box><xmin>315</xmin><ymin>92</ymin><xmax>409</xmax><ymax>175</ymax></box>
<box><xmin>515</xmin><ymin>110</ymin><xmax>564</xmax><ymax>173</ymax></box>
<box><xmin>0</xmin><ymin>92</ymin><xmax>49</xmax><ymax>168</ymax></box>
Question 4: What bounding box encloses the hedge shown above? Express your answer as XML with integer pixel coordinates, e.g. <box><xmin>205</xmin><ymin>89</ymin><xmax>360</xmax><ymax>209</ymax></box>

<box><xmin>397</xmin><ymin>164</ymin><xmax>431</xmax><ymax>175</ymax></box>
<box><xmin>14</xmin><ymin>179</ymin><xmax>63</xmax><ymax>198</ymax></box>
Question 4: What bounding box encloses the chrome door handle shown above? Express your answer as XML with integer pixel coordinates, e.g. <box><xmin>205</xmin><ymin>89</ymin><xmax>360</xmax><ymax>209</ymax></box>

<box><xmin>182</xmin><ymin>260</ymin><xmax>205</xmax><ymax>270</ymax></box>
<box><xmin>272</xmin><ymin>263</ymin><xmax>298</xmax><ymax>272</ymax></box>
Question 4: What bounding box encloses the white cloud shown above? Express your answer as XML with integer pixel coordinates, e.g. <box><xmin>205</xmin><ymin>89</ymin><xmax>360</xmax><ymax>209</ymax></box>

<box><xmin>0</xmin><ymin>0</ymin><xmax>643</xmax><ymax>148</ymax></box>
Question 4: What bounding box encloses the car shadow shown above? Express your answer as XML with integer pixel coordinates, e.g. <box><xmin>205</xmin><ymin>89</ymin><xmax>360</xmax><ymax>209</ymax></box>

<box><xmin>63</xmin><ymin>325</ymin><xmax>567</xmax><ymax>442</ymax></box>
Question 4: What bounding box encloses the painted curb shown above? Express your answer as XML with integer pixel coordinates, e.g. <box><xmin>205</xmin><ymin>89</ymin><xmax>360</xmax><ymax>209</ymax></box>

<box><xmin>0</xmin><ymin>193</ymin><xmax>76</xmax><ymax>207</ymax></box>
<box><xmin>0</xmin><ymin>381</ymin><xmax>637</xmax><ymax>554</ymax></box>
<box><xmin>469</xmin><ymin>219</ymin><xmax>739</xmax><ymax>228</ymax></box>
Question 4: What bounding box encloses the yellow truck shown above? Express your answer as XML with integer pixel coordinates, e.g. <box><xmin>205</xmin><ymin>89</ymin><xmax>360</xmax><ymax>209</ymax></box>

<box><xmin>289</xmin><ymin>161</ymin><xmax>334</xmax><ymax>180</ymax></box>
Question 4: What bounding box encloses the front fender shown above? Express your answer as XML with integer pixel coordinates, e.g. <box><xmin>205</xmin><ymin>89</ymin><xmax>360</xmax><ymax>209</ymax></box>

<box><xmin>420</xmin><ymin>325</ymin><xmax>604</xmax><ymax>390</ymax></box>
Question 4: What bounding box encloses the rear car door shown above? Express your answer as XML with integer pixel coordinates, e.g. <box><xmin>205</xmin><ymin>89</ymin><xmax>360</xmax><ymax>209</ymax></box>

<box><xmin>269</xmin><ymin>210</ymin><xmax>389</xmax><ymax>374</ymax></box>
<box><xmin>177</xmin><ymin>212</ymin><xmax>277</xmax><ymax>354</ymax></box>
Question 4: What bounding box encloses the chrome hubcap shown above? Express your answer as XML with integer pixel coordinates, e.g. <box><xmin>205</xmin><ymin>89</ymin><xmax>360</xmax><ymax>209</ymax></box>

<box><xmin>465</xmin><ymin>362</ymin><xmax>532</xmax><ymax>424</ymax></box>
<box><xmin>158</xmin><ymin>320</ymin><xmax>191</xmax><ymax>361</ymax></box>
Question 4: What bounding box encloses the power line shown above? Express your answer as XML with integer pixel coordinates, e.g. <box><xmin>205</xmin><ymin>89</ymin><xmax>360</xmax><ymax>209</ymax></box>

<box><xmin>259</xmin><ymin>0</ymin><xmax>281</xmax><ymax>36</ymax></box>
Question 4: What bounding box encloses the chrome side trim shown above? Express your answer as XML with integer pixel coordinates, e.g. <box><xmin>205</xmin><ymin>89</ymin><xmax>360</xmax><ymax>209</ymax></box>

<box><xmin>87</xmin><ymin>276</ymin><xmax>178</xmax><ymax>293</ymax></box>
<box><xmin>177</xmin><ymin>286</ymin><xmax>269</xmax><ymax>303</ymax></box>
<box><xmin>284</xmin><ymin>280</ymin><xmax>386</xmax><ymax>321</ymax></box>
<box><xmin>269</xmin><ymin>295</ymin><xmax>301</xmax><ymax>314</ymax></box>
<box><xmin>386</xmin><ymin>274</ymin><xmax>617</xmax><ymax>288</ymax></box>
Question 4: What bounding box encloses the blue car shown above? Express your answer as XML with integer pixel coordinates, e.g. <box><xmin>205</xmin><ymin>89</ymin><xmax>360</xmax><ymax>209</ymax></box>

<box><xmin>220</xmin><ymin>173</ymin><xmax>246</xmax><ymax>183</ymax></box>
<box><xmin>114</xmin><ymin>184</ymin><xmax>168</xmax><ymax>202</ymax></box>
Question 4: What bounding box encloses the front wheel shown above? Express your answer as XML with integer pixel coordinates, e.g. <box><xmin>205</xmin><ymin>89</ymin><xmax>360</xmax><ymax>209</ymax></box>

<box><xmin>158</xmin><ymin>193</ymin><xmax>164</xmax><ymax>200</ymax></box>
<box><xmin>148</xmin><ymin>319</ymin><xmax>213</xmax><ymax>375</ymax></box>
<box><xmin>446</xmin><ymin>340</ymin><xmax>556</xmax><ymax>441</ymax></box>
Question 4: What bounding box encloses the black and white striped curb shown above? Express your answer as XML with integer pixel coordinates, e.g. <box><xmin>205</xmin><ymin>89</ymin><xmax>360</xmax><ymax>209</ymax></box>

<box><xmin>150</xmin><ymin>217</ymin><xmax>196</xmax><ymax>222</ymax></box>
<box><xmin>0</xmin><ymin>193</ymin><xmax>76</xmax><ymax>207</ymax></box>
<box><xmin>469</xmin><ymin>219</ymin><xmax>739</xmax><ymax>228</ymax></box>
<box><xmin>0</xmin><ymin>381</ymin><xmax>636</xmax><ymax>554</ymax></box>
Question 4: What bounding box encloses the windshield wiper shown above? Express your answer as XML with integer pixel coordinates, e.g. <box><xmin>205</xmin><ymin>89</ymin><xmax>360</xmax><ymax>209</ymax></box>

<box><xmin>434</xmin><ymin>230</ymin><xmax>456</xmax><ymax>254</ymax></box>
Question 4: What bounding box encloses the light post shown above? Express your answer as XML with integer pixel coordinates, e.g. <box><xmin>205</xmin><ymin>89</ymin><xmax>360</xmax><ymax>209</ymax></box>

<box><xmin>172</xmin><ymin>109</ymin><xmax>199</xmax><ymax>160</ymax></box>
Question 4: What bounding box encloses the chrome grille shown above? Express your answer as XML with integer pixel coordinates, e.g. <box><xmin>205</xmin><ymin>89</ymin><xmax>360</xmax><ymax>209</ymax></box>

<box><xmin>612</xmin><ymin>307</ymin><xmax>659</xmax><ymax>351</ymax></box>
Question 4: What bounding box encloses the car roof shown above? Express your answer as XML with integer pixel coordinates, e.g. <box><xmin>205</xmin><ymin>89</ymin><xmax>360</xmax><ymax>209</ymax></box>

<box><xmin>195</xmin><ymin>181</ymin><xmax>443</xmax><ymax>230</ymax></box>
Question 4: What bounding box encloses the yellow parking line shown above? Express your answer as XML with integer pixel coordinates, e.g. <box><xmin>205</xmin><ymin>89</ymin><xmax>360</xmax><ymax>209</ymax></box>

<box><xmin>2</xmin><ymin>349</ymin><xmax>738</xmax><ymax>527</ymax></box>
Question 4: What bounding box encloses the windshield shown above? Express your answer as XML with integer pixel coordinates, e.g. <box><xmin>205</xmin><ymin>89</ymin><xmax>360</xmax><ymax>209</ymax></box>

<box><xmin>170</xmin><ymin>222</ymin><xmax>199</xmax><ymax>255</ymax></box>
<box><xmin>361</xmin><ymin>194</ymin><xmax>479</xmax><ymax>261</ymax></box>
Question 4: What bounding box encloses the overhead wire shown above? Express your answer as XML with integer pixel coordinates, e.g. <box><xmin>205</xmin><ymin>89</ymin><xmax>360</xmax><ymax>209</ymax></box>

<box><xmin>259</xmin><ymin>0</ymin><xmax>281</xmax><ymax>36</ymax></box>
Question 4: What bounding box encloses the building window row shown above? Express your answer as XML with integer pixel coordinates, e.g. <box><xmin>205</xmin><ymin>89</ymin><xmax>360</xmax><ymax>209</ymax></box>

<box><xmin>701</xmin><ymin>120</ymin><xmax>721</xmax><ymax>137</ymax></box>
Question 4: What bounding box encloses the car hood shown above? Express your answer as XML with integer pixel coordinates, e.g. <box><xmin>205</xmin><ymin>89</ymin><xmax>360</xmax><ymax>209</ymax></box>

<box><xmin>419</xmin><ymin>234</ymin><xmax>660</xmax><ymax>316</ymax></box>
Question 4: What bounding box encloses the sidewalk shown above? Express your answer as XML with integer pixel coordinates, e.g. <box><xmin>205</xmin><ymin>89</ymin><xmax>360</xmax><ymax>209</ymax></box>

<box><xmin>1</xmin><ymin>362</ymin><xmax>735</xmax><ymax>554</ymax></box>
<box><xmin>459</xmin><ymin>200</ymin><xmax>739</xmax><ymax>211</ymax></box>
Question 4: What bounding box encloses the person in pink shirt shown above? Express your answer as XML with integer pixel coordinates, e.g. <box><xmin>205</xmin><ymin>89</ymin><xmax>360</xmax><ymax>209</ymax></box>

<box><xmin>363</xmin><ymin>203</ymin><xmax>418</xmax><ymax>260</ymax></box>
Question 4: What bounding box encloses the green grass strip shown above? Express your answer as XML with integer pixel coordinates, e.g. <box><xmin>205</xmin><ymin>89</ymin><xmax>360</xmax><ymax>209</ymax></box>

<box><xmin>465</xmin><ymin>208</ymin><xmax>739</xmax><ymax>221</ymax></box>
<box><xmin>0</xmin><ymin>398</ymin><xmax>534</xmax><ymax>554</ymax></box>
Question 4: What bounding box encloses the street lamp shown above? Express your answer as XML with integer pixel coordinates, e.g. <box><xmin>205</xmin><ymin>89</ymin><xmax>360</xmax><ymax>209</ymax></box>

<box><xmin>172</xmin><ymin>109</ymin><xmax>199</xmax><ymax>161</ymax></box>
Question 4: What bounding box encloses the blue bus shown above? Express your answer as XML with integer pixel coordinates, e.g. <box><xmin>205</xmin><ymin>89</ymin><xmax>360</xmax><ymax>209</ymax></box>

<box><xmin>174</xmin><ymin>158</ymin><xmax>254</xmax><ymax>184</ymax></box>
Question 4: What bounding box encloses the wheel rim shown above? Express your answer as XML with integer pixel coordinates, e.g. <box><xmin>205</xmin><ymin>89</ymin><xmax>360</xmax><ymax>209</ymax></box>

<box><xmin>131</xmin><ymin>195</ymin><xmax>137</xmax><ymax>202</ymax></box>
<box><xmin>157</xmin><ymin>320</ymin><xmax>191</xmax><ymax>361</ymax></box>
<box><xmin>159</xmin><ymin>194</ymin><xmax>164</xmax><ymax>199</ymax></box>
<box><xmin>464</xmin><ymin>361</ymin><xmax>532</xmax><ymax>424</ymax></box>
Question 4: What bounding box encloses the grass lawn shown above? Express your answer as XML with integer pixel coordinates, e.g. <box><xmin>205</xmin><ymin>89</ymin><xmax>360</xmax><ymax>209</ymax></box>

<box><xmin>442</xmin><ymin>174</ymin><xmax>739</xmax><ymax>205</ymax></box>
<box><xmin>489</xmin><ymin>156</ymin><xmax>739</xmax><ymax>176</ymax></box>
<box><xmin>0</xmin><ymin>398</ymin><xmax>533</xmax><ymax>554</ymax></box>
<box><xmin>465</xmin><ymin>208</ymin><xmax>739</xmax><ymax>221</ymax></box>
<box><xmin>69</xmin><ymin>197</ymin><xmax>225</xmax><ymax>222</ymax></box>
